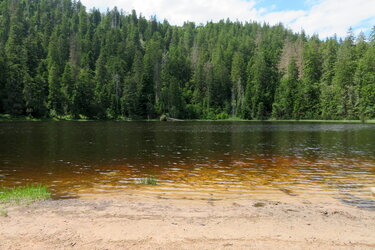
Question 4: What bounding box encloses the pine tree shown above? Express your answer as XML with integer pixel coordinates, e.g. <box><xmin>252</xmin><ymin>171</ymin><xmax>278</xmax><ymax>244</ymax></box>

<box><xmin>320</xmin><ymin>38</ymin><xmax>339</xmax><ymax>119</ymax></box>
<box><xmin>94</xmin><ymin>51</ymin><xmax>109</xmax><ymax>117</ymax></box>
<box><xmin>23</xmin><ymin>74</ymin><xmax>48</xmax><ymax>117</ymax></box>
<box><xmin>295</xmin><ymin>35</ymin><xmax>322</xmax><ymax>119</ymax></box>
<box><xmin>72</xmin><ymin>68</ymin><xmax>95</xmax><ymax>118</ymax></box>
<box><xmin>230</xmin><ymin>51</ymin><xmax>246</xmax><ymax>117</ymax></box>
<box><xmin>47</xmin><ymin>63</ymin><xmax>63</xmax><ymax>116</ymax></box>
<box><xmin>139</xmin><ymin>33</ymin><xmax>162</xmax><ymax>118</ymax></box>
<box><xmin>272</xmin><ymin>58</ymin><xmax>299</xmax><ymax>119</ymax></box>
<box><xmin>356</xmin><ymin>46</ymin><xmax>375</xmax><ymax>118</ymax></box>
<box><xmin>332</xmin><ymin>30</ymin><xmax>357</xmax><ymax>119</ymax></box>
<box><xmin>251</xmin><ymin>49</ymin><xmax>268</xmax><ymax>119</ymax></box>
<box><xmin>61</xmin><ymin>62</ymin><xmax>76</xmax><ymax>114</ymax></box>
<box><xmin>0</xmin><ymin>0</ymin><xmax>372</xmax><ymax>120</ymax></box>
<box><xmin>121</xmin><ymin>75</ymin><xmax>138</xmax><ymax>118</ymax></box>
<box><xmin>0</xmin><ymin>47</ymin><xmax>6</xmax><ymax>113</ymax></box>
<box><xmin>4</xmin><ymin>0</ymin><xmax>28</xmax><ymax>115</ymax></box>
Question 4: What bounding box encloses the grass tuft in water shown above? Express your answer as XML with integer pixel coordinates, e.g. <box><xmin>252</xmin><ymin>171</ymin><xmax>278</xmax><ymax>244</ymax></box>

<box><xmin>139</xmin><ymin>176</ymin><xmax>157</xmax><ymax>185</ymax></box>
<box><xmin>0</xmin><ymin>185</ymin><xmax>51</xmax><ymax>204</ymax></box>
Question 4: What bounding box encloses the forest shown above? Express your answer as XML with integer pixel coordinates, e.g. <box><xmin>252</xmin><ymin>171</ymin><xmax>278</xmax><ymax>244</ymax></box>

<box><xmin>0</xmin><ymin>0</ymin><xmax>374</xmax><ymax>120</ymax></box>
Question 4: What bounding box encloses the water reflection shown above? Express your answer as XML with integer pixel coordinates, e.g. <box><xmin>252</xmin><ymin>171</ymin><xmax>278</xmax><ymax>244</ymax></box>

<box><xmin>0</xmin><ymin>122</ymin><xmax>374</xmax><ymax>202</ymax></box>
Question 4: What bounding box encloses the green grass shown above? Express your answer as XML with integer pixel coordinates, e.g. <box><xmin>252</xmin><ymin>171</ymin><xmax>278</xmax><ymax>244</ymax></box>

<box><xmin>139</xmin><ymin>176</ymin><xmax>157</xmax><ymax>185</ymax></box>
<box><xmin>0</xmin><ymin>185</ymin><xmax>51</xmax><ymax>205</ymax></box>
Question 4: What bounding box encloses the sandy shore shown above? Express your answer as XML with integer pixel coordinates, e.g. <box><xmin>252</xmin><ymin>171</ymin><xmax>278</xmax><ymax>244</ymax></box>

<box><xmin>1</xmin><ymin>193</ymin><xmax>375</xmax><ymax>249</ymax></box>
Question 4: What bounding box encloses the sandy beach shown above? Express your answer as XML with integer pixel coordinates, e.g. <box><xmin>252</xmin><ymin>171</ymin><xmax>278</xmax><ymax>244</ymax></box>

<box><xmin>1</xmin><ymin>192</ymin><xmax>375</xmax><ymax>249</ymax></box>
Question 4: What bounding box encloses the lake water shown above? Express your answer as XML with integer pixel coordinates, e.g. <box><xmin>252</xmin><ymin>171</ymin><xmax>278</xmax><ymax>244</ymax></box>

<box><xmin>0</xmin><ymin>121</ymin><xmax>374</xmax><ymax>203</ymax></box>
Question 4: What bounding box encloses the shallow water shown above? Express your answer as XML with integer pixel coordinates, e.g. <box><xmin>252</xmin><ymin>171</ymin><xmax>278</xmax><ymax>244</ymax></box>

<box><xmin>0</xmin><ymin>121</ymin><xmax>374</xmax><ymax>203</ymax></box>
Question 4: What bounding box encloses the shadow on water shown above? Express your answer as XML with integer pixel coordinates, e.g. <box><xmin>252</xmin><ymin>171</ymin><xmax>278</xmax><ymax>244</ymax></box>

<box><xmin>337</xmin><ymin>193</ymin><xmax>375</xmax><ymax>211</ymax></box>
<box><xmin>279</xmin><ymin>188</ymin><xmax>298</xmax><ymax>196</ymax></box>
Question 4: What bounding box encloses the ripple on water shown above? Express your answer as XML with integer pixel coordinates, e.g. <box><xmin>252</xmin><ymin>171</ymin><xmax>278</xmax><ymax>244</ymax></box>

<box><xmin>1</xmin><ymin>122</ymin><xmax>375</xmax><ymax>206</ymax></box>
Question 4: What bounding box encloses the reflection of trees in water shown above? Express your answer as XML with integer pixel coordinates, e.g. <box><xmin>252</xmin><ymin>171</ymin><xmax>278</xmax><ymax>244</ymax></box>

<box><xmin>1</xmin><ymin>122</ymin><xmax>374</xmax><ymax>200</ymax></box>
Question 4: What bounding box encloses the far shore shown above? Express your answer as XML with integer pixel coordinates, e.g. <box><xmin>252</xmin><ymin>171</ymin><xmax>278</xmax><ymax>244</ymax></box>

<box><xmin>1</xmin><ymin>193</ymin><xmax>375</xmax><ymax>249</ymax></box>
<box><xmin>1</xmin><ymin>114</ymin><xmax>375</xmax><ymax>124</ymax></box>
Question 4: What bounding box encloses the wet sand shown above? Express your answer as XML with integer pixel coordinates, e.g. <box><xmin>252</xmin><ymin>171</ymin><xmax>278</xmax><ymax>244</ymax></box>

<box><xmin>1</xmin><ymin>193</ymin><xmax>375</xmax><ymax>249</ymax></box>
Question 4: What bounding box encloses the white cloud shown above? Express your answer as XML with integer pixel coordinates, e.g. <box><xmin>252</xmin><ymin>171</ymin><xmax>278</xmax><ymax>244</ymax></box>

<box><xmin>262</xmin><ymin>10</ymin><xmax>306</xmax><ymax>26</ymax></box>
<box><xmin>82</xmin><ymin>0</ymin><xmax>261</xmax><ymax>24</ymax></box>
<box><xmin>287</xmin><ymin>0</ymin><xmax>375</xmax><ymax>38</ymax></box>
<box><xmin>81</xmin><ymin>0</ymin><xmax>375</xmax><ymax>38</ymax></box>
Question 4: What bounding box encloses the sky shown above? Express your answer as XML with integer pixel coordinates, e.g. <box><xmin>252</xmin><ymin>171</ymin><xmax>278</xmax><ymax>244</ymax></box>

<box><xmin>80</xmin><ymin>0</ymin><xmax>375</xmax><ymax>39</ymax></box>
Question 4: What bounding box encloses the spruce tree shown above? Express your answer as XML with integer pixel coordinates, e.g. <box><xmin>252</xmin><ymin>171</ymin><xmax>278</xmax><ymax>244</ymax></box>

<box><xmin>0</xmin><ymin>0</ymin><xmax>373</xmax><ymax>120</ymax></box>
<box><xmin>4</xmin><ymin>0</ymin><xmax>28</xmax><ymax>115</ymax></box>
<box><xmin>272</xmin><ymin>58</ymin><xmax>299</xmax><ymax>119</ymax></box>
<box><xmin>332</xmin><ymin>30</ymin><xmax>357</xmax><ymax>119</ymax></box>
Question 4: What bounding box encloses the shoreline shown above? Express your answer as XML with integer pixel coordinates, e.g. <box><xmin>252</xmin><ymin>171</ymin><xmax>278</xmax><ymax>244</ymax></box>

<box><xmin>1</xmin><ymin>114</ymin><xmax>375</xmax><ymax>124</ymax></box>
<box><xmin>1</xmin><ymin>193</ymin><xmax>375</xmax><ymax>249</ymax></box>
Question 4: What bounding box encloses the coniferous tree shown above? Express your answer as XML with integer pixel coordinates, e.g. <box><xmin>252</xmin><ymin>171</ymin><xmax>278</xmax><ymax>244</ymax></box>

<box><xmin>4</xmin><ymin>0</ymin><xmax>28</xmax><ymax>115</ymax></box>
<box><xmin>272</xmin><ymin>58</ymin><xmax>299</xmax><ymax>119</ymax></box>
<box><xmin>139</xmin><ymin>33</ymin><xmax>162</xmax><ymax>118</ymax></box>
<box><xmin>47</xmin><ymin>63</ymin><xmax>63</xmax><ymax>116</ymax></box>
<box><xmin>121</xmin><ymin>75</ymin><xmax>138</xmax><ymax>118</ymax></box>
<box><xmin>0</xmin><ymin>0</ymin><xmax>373</xmax><ymax>120</ymax></box>
<box><xmin>251</xmin><ymin>49</ymin><xmax>268</xmax><ymax>119</ymax></box>
<box><xmin>0</xmin><ymin>47</ymin><xmax>6</xmax><ymax>113</ymax></box>
<box><xmin>23</xmin><ymin>74</ymin><xmax>48</xmax><ymax>117</ymax></box>
<box><xmin>61</xmin><ymin>62</ymin><xmax>76</xmax><ymax>114</ymax></box>
<box><xmin>320</xmin><ymin>38</ymin><xmax>339</xmax><ymax>119</ymax></box>
<box><xmin>332</xmin><ymin>30</ymin><xmax>357</xmax><ymax>119</ymax></box>
<box><xmin>72</xmin><ymin>68</ymin><xmax>95</xmax><ymax>117</ymax></box>
<box><xmin>356</xmin><ymin>46</ymin><xmax>375</xmax><ymax>118</ymax></box>
<box><xmin>230</xmin><ymin>51</ymin><xmax>246</xmax><ymax>117</ymax></box>
<box><xmin>295</xmin><ymin>35</ymin><xmax>322</xmax><ymax>118</ymax></box>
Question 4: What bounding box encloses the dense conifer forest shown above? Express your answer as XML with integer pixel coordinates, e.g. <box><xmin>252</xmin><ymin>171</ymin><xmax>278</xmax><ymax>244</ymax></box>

<box><xmin>0</xmin><ymin>0</ymin><xmax>374</xmax><ymax>120</ymax></box>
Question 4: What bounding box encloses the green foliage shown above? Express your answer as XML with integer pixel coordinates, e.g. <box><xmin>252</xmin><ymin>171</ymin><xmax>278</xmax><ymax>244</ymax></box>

<box><xmin>251</xmin><ymin>50</ymin><xmax>269</xmax><ymax>119</ymax></box>
<box><xmin>23</xmin><ymin>74</ymin><xmax>48</xmax><ymax>117</ymax></box>
<box><xmin>295</xmin><ymin>36</ymin><xmax>322</xmax><ymax>119</ymax></box>
<box><xmin>273</xmin><ymin>58</ymin><xmax>299</xmax><ymax>119</ymax></box>
<box><xmin>72</xmin><ymin>69</ymin><xmax>96</xmax><ymax>117</ymax></box>
<box><xmin>0</xmin><ymin>0</ymin><xmax>373</xmax><ymax>120</ymax></box>
<box><xmin>357</xmin><ymin>46</ymin><xmax>375</xmax><ymax>118</ymax></box>
<box><xmin>47</xmin><ymin>64</ymin><xmax>63</xmax><ymax>116</ymax></box>
<box><xmin>332</xmin><ymin>33</ymin><xmax>357</xmax><ymax>119</ymax></box>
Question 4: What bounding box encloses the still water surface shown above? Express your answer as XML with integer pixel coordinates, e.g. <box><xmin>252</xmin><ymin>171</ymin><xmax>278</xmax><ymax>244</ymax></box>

<box><xmin>0</xmin><ymin>121</ymin><xmax>374</xmax><ymax>202</ymax></box>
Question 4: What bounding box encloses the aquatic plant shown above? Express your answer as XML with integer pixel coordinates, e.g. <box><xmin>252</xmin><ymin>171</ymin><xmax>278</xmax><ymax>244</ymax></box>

<box><xmin>0</xmin><ymin>185</ymin><xmax>51</xmax><ymax>204</ymax></box>
<box><xmin>139</xmin><ymin>176</ymin><xmax>157</xmax><ymax>185</ymax></box>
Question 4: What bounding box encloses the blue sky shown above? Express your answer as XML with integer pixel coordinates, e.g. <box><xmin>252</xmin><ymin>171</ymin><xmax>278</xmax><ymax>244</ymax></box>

<box><xmin>254</xmin><ymin>0</ymin><xmax>308</xmax><ymax>12</ymax></box>
<box><xmin>81</xmin><ymin>0</ymin><xmax>375</xmax><ymax>39</ymax></box>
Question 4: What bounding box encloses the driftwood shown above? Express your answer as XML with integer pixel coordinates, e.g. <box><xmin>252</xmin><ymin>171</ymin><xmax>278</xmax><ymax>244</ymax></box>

<box><xmin>166</xmin><ymin>117</ymin><xmax>183</xmax><ymax>122</ymax></box>
<box><xmin>160</xmin><ymin>114</ymin><xmax>183</xmax><ymax>121</ymax></box>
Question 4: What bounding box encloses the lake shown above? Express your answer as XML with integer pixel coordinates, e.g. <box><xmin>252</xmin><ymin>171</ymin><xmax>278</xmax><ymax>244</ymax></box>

<box><xmin>0</xmin><ymin>121</ymin><xmax>374</xmax><ymax>203</ymax></box>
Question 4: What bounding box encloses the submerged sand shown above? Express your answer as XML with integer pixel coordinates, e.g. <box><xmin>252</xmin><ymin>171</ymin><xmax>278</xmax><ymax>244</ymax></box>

<box><xmin>0</xmin><ymin>192</ymin><xmax>375</xmax><ymax>249</ymax></box>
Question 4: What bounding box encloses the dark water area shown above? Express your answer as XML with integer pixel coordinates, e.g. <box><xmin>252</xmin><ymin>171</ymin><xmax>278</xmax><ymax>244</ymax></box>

<box><xmin>0</xmin><ymin>121</ymin><xmax>374</xmax><ymax>203</ymax></box>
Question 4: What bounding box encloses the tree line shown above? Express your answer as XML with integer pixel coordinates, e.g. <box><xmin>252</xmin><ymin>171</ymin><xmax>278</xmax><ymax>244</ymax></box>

<box><xmin>0</xmin><ymin>0</ymin><xmax>374</xmax><ymax>120</ymax></box>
